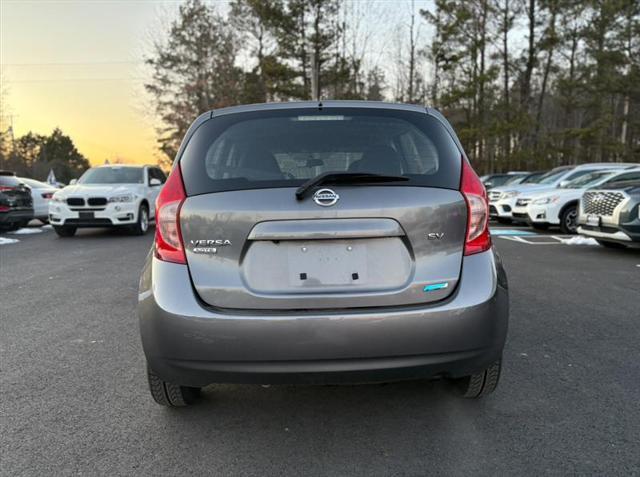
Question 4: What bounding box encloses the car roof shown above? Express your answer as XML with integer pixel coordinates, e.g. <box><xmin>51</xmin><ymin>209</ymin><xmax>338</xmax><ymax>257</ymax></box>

<box><xmin>573</xmin><ymin>162</ymin><xmax>638</xmax><ymax>169</ymax></box>
<box><xmin>210</xmin><ymin>100</ymin><xmax>428</xmax><ymax>118</ymax></box>
<box><xmin>93</xmin><ymin>164</ymin><xmax>150</xmax><ymax>169</ymax></box>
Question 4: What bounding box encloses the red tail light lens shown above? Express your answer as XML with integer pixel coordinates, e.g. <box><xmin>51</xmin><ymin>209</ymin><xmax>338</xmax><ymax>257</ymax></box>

<box><xmin>155</xmin><ymin>165</ymin><xmax>186</xmax><ymax>264</ymax></box>
<box><xmin>461</xmin><ymin>158</ymin><xmax>491</xmax><ymax>255</ymax></box>
<box><xmin>0</xmin><ymin>186</ymin><xmax>16</xmax><ymax>192</ymax></box>
<box><xmin>0</xmin><ymin>205</ymin><xmax>10</xmax><ymax>212</ymax></box>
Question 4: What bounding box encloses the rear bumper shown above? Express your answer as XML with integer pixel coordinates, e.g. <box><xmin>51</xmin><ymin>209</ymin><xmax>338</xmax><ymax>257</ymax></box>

<box><xmin>138</xmin><ymin>250</ymin><xmax>509</xmax><ymax>387</ymax></box>
<box><xmin>0</xmin><ymin>208</ymin><xmax>34</xmax><ymax>224</ymax></box>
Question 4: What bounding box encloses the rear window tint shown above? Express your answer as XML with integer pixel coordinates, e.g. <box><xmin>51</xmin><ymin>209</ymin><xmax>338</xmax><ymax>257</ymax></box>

<box><xmin>180</xmin><ymin>108</ymin><xmax>462</xmax><ymax>196</ymax></box>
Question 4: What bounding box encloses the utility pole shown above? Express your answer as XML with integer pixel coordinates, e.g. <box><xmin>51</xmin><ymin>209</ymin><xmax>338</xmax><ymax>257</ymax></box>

<box><xmin>310</xmin><ymin>51</ymin><xmax>320</xmax><ymax>101</ymax></box>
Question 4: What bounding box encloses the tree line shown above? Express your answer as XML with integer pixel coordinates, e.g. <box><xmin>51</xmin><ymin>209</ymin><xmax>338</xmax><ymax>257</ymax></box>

<box><xmin>146</xmin><ymin>0</ymin><xmax>639</xmax><ymax>173</ymax></box>
<box><xmin>0</xmin><ymin>128</ymin><xmax>90</xmax><ymax>184</ymax></box>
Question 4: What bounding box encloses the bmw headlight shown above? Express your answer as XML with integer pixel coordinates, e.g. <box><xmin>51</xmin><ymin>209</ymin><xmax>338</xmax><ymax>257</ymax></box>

<box><xmin>501</xmin><ymin>191</ymin><xmax>519</xmax><ymax>199</ymax></box>
<box><xmin>533</xmin><ymin>195</ymin><xmax>559</xmax><ymax>205</ymax></box>
<box><xmin>108</xmin><ymin>194</ymin><xmax>134</xmax><ymax>203</ymax></box>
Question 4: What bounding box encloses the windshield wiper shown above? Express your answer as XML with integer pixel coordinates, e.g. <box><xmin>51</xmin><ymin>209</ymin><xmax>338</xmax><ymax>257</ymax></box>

<box><xmin>296</xmin><ymin>171</ymin><xmax>408</xmax><ymax>200</ymax></box>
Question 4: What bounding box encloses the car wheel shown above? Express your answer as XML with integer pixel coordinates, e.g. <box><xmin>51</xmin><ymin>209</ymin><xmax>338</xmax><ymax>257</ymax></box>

<box><xmin>497</xmin><ymin>217</ymin><xmax>512</xmax><ymax>224</ymax></box>
<box><xmin>559</xmin><ymin>205</ymin><xmax>578</xmax><ymax>234</ymax></box>
<box><xmin>130</xmin><ymin>203</ymin><xmax>149</xmax><ymax>235</ymax></box>
<box><xmin>531</xmin><ymin>223</ymin><xmax>549</xmax><ymax>231</ymax></box>
<box><xmin>147</xmin><ymin>367</ymin><xmax>201</xmax><ymax>407</ymax></box>
<box><xmin>53</xmin><ymin>225</ymin><xmax>77</xmax><ymax>237</ymax></box>
<box><xmin>453</xmin><ymin>359</ymin><xmax>501</xmax><ymax>398</ymax></box>
<box><xmin>596</xmin><ymin>239</ymin><xmax>627</xmax><ymax>249</ymax></box>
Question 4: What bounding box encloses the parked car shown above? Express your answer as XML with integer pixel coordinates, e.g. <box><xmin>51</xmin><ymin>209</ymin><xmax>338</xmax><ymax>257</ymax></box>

<box><xmin>489</xmin><ymin>164</ymin><xmax>636</xmax><ymax>224</ymax></box>
<box><xmin>512</xmin><ymin>168</ymin><xmax>639</xmax><ymax>233</ymax></box>
<box><xmin>508</xmin><ymin>171</ymin><xmax>546</xmax><ymax>185</ymax></box>
<box><xmin>577</xmin><ymin>170</ymin><xmax>640</xmax><ymax>248</ymax></box>
<box><xmin>49</xmin><ymin>164</ymin><xmax>166</xmax><ymax>237</ymax></box>
<box><xmin>481</xmin><ymin>172</ymin><xmax>529</xmax><ymax>190</ymax></box>
<box><xmin>0</xmin><ymin>171</ymin><xmax>34</xmax><ymax>231</ymax></box>
<box><xmin>137</xmin><ymin>101</ymin><xmax>509</xmax><ymax>407</ymax></box>
<box><xmin>19</xmin><ymin>177</ymin><xmax>59</xmax><ymax>223</ymax></box>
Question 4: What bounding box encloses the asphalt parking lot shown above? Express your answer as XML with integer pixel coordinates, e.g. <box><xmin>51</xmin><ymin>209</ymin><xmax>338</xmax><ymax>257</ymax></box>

<box><xmin>1</xmin><ymin>225</ymin><xmax>639</xmax><ymax>476</ymax></box>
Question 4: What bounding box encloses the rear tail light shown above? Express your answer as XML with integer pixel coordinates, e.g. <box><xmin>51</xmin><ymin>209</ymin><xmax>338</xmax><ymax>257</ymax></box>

<box><xmin>461</xmin><ymin>158</ymin><xmax>491</xmax><ymax>255</ymax></box>
<box><xmin>42</xmin><ymin>192</ymin><xmax>54</xmax><ymax>199</ymax></box>
<box><xmin>155</xmin><ymin>165</ymin><xmax>186</xmax><ymax>264</ymax></box>
<box><xmin>0</xmin><ymin>186</ymin><xmax>16</xmax><ymax>192</ymax></box>
<box><xmin>0</xmin><ymin>205</ymin><xmax>10</xmax><ymax>212</ymax></box>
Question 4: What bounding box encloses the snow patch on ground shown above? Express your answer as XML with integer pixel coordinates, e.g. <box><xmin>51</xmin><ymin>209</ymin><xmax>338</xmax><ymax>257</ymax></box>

<box><xmin>560</xmin><ymin>236</ymin><xmax>599</xmax><ymax>246</ymax></box>
<box><xmin>9</xmin><ymin>227</ymin><xmax>43</xmax><ymax>235</ymax></box>
<box><xmin>0</xmin><ymin>237</ymin><xmax>20</xmax><ymax>245</ymax></box>
<box><xmin>42</xmin><ymin>224</ymin><xmax>53</xmax><ymax>229</ymax></box>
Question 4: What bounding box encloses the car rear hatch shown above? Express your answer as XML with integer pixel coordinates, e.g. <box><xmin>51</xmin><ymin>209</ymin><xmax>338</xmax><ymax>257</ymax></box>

<box><xmin>172</xmin><ymin>105</ymin><xmax>473</xmax><ymax>311</ymax></box>
<box><xmin>0</xmin><ymin>175</ymin><xmax>32</xmax><ymax>210</ymax></box>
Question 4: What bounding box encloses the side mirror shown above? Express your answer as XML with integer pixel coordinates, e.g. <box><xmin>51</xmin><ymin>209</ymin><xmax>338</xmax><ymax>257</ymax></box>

<box><xmin>484</xmin><ymin>182</ymin><xmax>493</xmax><ymax>189</ymax></box>
<box><xmin>150</xmin><ymin>178</ymin><xmax>162</xmax><ymax>186</ymax></box>
<box><xmin>69</xmin><ymin>179</ymin><xmax>77</xmax><ymax>185</ymax></box>
<box><xmin>558</xmin><ymin>180</ymin><xmax>569</xmax><ymax>188</ymax></box>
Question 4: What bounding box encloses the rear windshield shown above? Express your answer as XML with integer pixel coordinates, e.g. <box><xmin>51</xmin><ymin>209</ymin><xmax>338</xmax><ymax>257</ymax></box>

<box><xmin>0</xmin><ymin>175</ymin><xmax>22</xmax><ymax>187</ymax></box>
<box><xmin>179</xmin><ymin>108</ymin><xmax>462</xmax><ymax>196</ymax></box>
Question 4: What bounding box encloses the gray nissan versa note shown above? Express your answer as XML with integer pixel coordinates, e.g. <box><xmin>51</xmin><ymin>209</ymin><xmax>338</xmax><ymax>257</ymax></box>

<box><xmin>137</xmin><ymin>101</ymin><xmax>509</xmax><ymax>406</ymax></box>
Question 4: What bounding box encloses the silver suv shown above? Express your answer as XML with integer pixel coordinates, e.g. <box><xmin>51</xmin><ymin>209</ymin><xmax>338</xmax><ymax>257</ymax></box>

<box><xmin>137</xmin><ymin>101</ymin><xmax>509</xmax><ymax>406</ymax></box>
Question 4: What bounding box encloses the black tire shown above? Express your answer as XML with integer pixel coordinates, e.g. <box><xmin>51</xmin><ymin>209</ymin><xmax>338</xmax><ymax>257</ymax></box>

<box><xmin>531</xmin><ymin>223</ymin><xmax>549</xmax><ymax>231</ymax></box>
<box><xmin>1</xmin><ymin>222</ymin><xmax>21</xmax><ymax>232</ymax></box>
<box><xmin>454</xmin><ymin>359</ymin><xmax>502</xmax><ymax>399</ymax></box>
<box><xmin>596</xmin><ymin>239</ymin><xmax>627</xmax><ymax>249</ymax></box>
<box><xmin>53</xmin><ymin>225</ymin><xmax>77</xmax><ymax>237</ymax></box>
<box><xmin>147</xmin><ymin>367</ymin><xmax>200</xmax><ymax>407</ymax></box>
<box><xmin>497</xmin><ymin>217</ymin><xmax>512</xmax><ymax>225</ymax></box>
<box><xmin>18</xmin><ymin>220</ymin><xmax>31</xmax><ymax>228</ymax></box>
<box><xmin>559</xmin><ymin>204</ymin><xmax>578</xmax><ymax>234</ymax></box>
<box><xmin>130</xmin><ymin>203</ymin><xmax>149</xmax><ymax>236</ymax></box>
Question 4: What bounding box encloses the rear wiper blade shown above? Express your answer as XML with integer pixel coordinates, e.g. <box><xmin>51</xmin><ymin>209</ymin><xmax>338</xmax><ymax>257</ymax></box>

<box><xmin>295</xmin><ymin>172</ymin><xmax>408</xmax><ymax>200</ymax></box>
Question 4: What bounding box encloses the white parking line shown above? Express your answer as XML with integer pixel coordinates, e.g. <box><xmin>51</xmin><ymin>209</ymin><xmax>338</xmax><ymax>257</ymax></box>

<box><xmin>498</xmin><ymin>235</ymin><xmax>563</xmax><ymax>245</ymax></box>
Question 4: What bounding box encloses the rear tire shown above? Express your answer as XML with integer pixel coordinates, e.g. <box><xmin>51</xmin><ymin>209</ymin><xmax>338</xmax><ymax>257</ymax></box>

<box><xmin>53</xmin><ymin>225</ymin><xmax>77</xmax><ymax>237</ymax></box>
<box><xmin>130</xmin><ymin>203</ymin><xmax>149</xmax><ymax>236</ymax></box>
<box><xmin>454</xmin><ymin>359</ymin><xmax>502</xmax><ymax>399</ymax></box>
<box><xmin>596</xmin><ymin>239</ymin><xmax>627</xmax><ymax>249</ymax></box>
<box><xmin>559</xmin><ymin>205</ymin><xmax>578</xmax><ymax>234</ymax></box>
<box><xmin>147</xmin><ymin>367</ymin><xmax>201</xmax><ymax>407</ymax></box>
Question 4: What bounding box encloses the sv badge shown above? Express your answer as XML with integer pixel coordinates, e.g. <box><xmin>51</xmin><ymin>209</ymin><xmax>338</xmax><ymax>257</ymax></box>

<box><xmin>426</xmin><ymin>232</ymin><xmax>445</xmax><ymax>240</ymax></box>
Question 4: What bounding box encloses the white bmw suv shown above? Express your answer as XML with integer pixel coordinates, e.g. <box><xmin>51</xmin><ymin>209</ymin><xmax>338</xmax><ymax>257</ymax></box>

<box><xmin>49</xmin><ymin>165</ymin><xmax>165</xmax><ymax>237</ymax></box>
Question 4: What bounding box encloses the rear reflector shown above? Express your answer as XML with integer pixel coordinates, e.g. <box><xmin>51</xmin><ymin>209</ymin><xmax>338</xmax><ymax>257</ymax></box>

<box><xmin>461</xmin><ymin>159</ymin><xmax>491</xmax><ymax>255</ymax></box>
<box><xmin>154</xmin><ymin>165</ymin><xmax>186</xmax><ymax>264</ymax></box>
